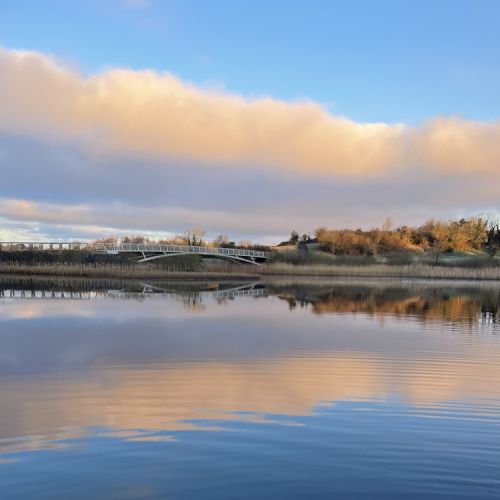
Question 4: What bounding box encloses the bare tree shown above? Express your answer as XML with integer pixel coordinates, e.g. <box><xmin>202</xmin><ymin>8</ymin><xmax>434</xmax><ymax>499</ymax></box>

<box><xmin>122</xmin><ymin>235</ymin><xmax>150</xmax><ymax>244</ymax></box>
<box><xmin>93</xmin><ymin>237</ymin><xmax>118</xmax><ymax>246</ymax></box>
<box><xmin>213</xmin><ymin>234</ymin><xmax>229</xmax><ymax>247</ymax></box>
<box><xmin>182</xmin><ymin>229</ymin><xmax>206</xmax><ymax>246</ymax></box>
<box><xmin>482</xmin><ymin>213</ymin><xmax>500</xmax><ymax>257</ymax></box>
<box><xmin>238</xmin><ymin>240</ymin><xmax>253</xmax><ymax>248</ymax></box>
<box><xmin>382</xmin><ymin>217</ymin><xmax>394</xmax><ymax>232</ymax></box>
<box><xmin>289</xmin><ymin>230</ymin><xmax>299</xmax><ymax>244</ymax></box>
<box><xmin>462</xmin><ymin>217</ymin><xmax>487</xmax><ymax>250</ymax></box>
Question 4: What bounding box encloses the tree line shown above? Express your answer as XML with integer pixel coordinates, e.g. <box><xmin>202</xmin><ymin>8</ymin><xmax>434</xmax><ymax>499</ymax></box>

<box><xmin>312</xmin><ymin>216</ymin><xmax>500</xmax><ymax>262</ymax></box>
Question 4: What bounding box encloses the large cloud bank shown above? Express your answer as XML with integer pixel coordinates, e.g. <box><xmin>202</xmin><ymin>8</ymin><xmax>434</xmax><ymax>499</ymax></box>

<box><xmin>1</xmin><ymin>47</ymin><xmax>499</xmax><ymax>177</ymax></box>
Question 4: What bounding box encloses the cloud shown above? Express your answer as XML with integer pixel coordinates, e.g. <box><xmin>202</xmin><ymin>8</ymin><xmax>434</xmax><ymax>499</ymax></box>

<box><xmin>2</xmin><ymin>46</ymin><xmax>499</xmax><ymax>178</ymax></box>
<box><xmin>0</xmin><ymin>196</ymin><xmax>306</xmax><ymax>241</ymax></box>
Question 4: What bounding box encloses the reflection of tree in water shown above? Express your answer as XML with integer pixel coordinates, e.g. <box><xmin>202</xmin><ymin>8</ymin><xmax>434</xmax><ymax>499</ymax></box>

<box><xmin>179</xmin><ymin>293</ymin><xmax>206</xmax><ymax>312</ymax></box>
<box><xmin>283</xmin><ymin>296</ymin><xmax>312</xmax><ymax>312</ymax></box>
<box><xmin>181</xmin><ymin>293</ymin><xmax>236</xmax><ymax>311</ymax></box>
<box><xmin>274</xmin><ymin>284</ymin><xmax>500</xmax><ymax>325</ymax></box>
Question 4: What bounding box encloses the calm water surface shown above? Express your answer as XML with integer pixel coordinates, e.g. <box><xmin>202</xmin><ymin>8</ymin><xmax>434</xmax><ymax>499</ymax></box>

<box><xmin>0</xmin><ymin>277</ymin><xmax>499</xmax><ymax>499</ymax></box>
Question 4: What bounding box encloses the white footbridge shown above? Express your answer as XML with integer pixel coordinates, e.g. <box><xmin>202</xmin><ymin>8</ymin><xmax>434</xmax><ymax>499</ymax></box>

<box><xmin>0</xmin><ymin>241</ymin><xmax>272</xmax><ymax>265</ymax></box>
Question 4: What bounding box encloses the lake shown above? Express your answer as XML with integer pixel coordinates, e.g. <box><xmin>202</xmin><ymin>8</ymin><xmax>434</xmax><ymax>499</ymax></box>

<box><xmin>1</xmin><ymin>277</ymin><xmax>499</xmax><ymax>499</ymax></box>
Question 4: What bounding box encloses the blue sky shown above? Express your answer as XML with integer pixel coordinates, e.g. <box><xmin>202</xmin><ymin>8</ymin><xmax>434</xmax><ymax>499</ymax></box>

<box><xmin>0</xmin><ymin>1</ymin><xmax>499</xmax><ymax>241</ymax></box>
<box><xmin>1</xmin><ymin>0</ymin><xmax>499</xmax><ymax>123</ymax></box>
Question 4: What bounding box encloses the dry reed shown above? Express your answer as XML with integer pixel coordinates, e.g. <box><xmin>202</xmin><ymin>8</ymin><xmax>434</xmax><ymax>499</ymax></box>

<box><xmin>250</xmin><ymin>262</ymin><xmax>500</xmax><ymax>280</ymax></box>
<box><xmin>2</xmin><ymin>261</ymin><xmax>500</xmax><ymax>281</ymax></box>
<box><xmin>0</xmin><ymin>262</ymin><xmax>258</xmax><ymax>281</ymax></box>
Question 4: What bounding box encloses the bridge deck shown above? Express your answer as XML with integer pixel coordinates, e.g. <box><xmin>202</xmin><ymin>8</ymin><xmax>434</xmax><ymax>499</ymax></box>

<box><xmin>99</xmin><ymin>243</ymin><xmax>271</xmax><ymax>259</ymax></box>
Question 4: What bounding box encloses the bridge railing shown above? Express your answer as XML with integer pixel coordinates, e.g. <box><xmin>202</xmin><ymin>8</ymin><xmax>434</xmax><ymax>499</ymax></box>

<box><xmin>0</xmin><ymin>241</ymin><xmax>273</xmax><ymax>259</ymax></box>
<box><xmin>99</xmin><ymin>243</ymin><xmax>272</xmax><ymax>258</ymax></box>
<box><xmin>0</xmin><ymin>241</ymin><xmax>89</xmax><ymax>251</ymax></box>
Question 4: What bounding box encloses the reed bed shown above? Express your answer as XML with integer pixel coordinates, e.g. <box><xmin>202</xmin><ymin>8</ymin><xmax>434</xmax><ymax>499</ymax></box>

<box><xmin>0</xmin><ymin>262</ymin><xmax>259</xmax><ymax>281</ymax></box>
<box><xmin>2</xmin><ymin>261</ymin><xmax>500</xmax><ymax>281</ymax></box>
<box><xmin>250</xmin><ymin>262</ymin><xmax>500</xmax><ymax>280</ymax></box>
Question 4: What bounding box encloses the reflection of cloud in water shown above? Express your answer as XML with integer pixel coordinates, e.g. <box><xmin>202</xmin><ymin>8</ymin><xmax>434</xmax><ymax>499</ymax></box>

<box><xmin>1</xmin><ymin>352</ymin><xmax>500</xmax><ymax>455</ymax></box>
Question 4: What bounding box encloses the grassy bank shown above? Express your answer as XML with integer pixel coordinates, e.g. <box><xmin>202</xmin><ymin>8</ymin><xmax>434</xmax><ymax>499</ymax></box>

<box><xmin>2</xmin><ymin>261</ymin><xmax>500</xmax><ymax>281</ymax></box>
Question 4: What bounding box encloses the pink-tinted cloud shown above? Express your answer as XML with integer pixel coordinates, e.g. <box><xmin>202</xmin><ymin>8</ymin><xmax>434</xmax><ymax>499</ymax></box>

<box><xmin>2</xmin><ymin>47</ymin><xmax>498</xmax><ymax>178</ymax></box>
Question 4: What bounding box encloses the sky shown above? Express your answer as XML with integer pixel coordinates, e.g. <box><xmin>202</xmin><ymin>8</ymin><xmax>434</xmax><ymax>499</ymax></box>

<box><xmin>0</xmin><ymin>0</ymin><xmax>499</xmax><ymax>242</ymax></box>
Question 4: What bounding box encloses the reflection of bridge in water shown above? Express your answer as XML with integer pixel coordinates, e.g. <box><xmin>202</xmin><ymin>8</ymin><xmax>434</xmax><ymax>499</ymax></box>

<box><xmin>0</xmin><ymin>283</ymin><xmax>268</xmax><ymax>301</ymax></box>
<box><xmin>106</xmin><ymin>283</ymin><xmax>268</xmax><ymax>301</ymax></box>
<box><xmin>0</xmin><ymin>289</ymin><xmax>94</xmax><ymax>300</ymax></box>
<box><xmin>0</xmin><ymin>241</ymin><xmax>272</xmax><ymax>265</ymax></box>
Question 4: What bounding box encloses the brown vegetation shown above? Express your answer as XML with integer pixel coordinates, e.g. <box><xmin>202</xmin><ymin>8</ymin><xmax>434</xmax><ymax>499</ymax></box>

<box><xmin>270</xmin><ymin>282</ymin><xmax>500</xmax><ymax>325</ymax></box>
<box><xmin>250</xmin><ymin>262</ymin><xmax>500</xmax><ymax>280</ymax></box>
<box><xmin>314</xmin><ymin>216</ymin><xmax>497</xmax><ymax>259</ymax></box>
<box><xmin>3</xmin><ymin>260</ymin><xmax>500</xmax><ymax>281</ymax></box>
<box><xmin>0</xmin><ymin>262</ymin><xmax>258</xmax><ymax>281</ymax></box>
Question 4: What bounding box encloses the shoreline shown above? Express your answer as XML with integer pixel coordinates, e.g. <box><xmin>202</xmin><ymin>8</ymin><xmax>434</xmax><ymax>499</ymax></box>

<box><xmin>2</xmin><ymin>262</ymin><xmax>500</xmax><ymax>282</ymax></box>
<box><xmin>0</xmin><ymin>265</ymin><xmax>259</xmax><ymax>281</ymax></box>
